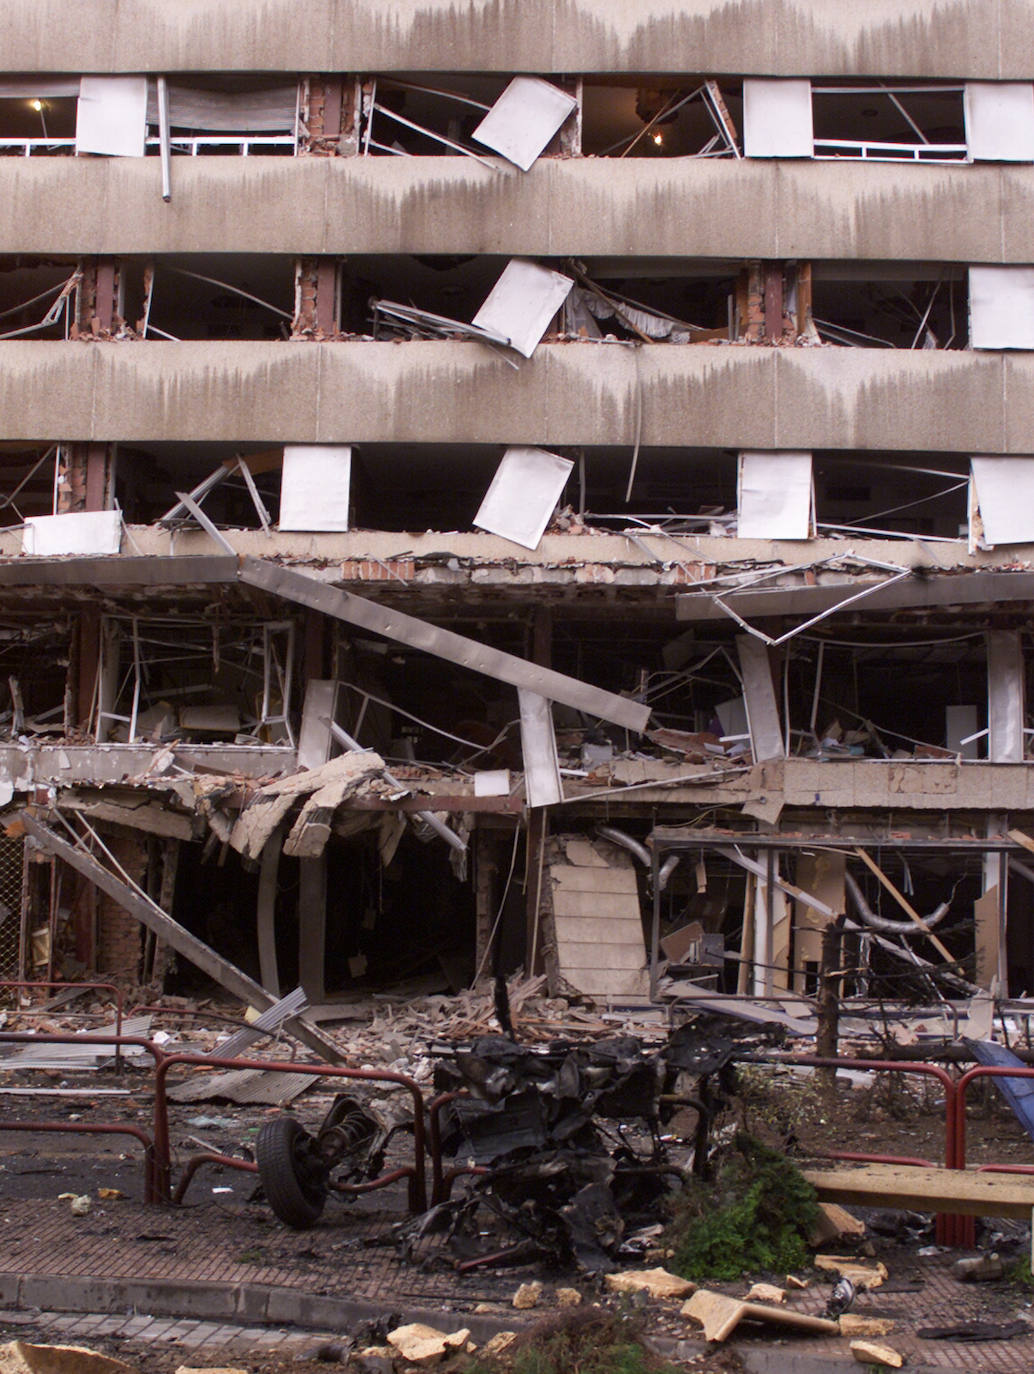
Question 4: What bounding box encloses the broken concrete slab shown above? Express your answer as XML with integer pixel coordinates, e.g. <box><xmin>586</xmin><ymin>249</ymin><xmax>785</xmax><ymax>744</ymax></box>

<box><xmin>681</xmin><ymin>1289</ymin><xmax>839</xmax><ymax>1342</ymax></box>
<box><xmin>386</xmin><ymin>1324</ymin><xmax>470</xmax><ymax>1362</ymax></box>
<box><xmin>850</xmin><ymin>1339</ymin><xmax>903</xmax><ymax>1367</ymax></box>
<box><xmin>0</xmin><ymin>1343</ymin><xmax>137</xmax><ymax>1374</ymax></box>
<box><xmin>813</xmin><ymin>1255</ymin><xmax>888</xmax><ymax>1289</ymax></box>
<box><xmin>810</xmin><ymin>1200</ymin><xmax>867</xmax><ymax>1246</ymax></box>
<box><xmin>839</xmin><ymin>1315</ymin><xmax>896</xmax><ymax>1338</ymax></box>
<box><xmin>230</xmin><ymin>751</ymin><xmax>385</xmax><ymax>860</ymax></box>
<box><xmin>604</xmin><ymin>1268</ymin><xmax>695</xmax><ymax>1300</ymax></box>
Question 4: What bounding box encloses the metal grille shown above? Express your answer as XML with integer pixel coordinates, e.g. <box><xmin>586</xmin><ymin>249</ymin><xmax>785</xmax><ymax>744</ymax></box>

<box><xmin>0</xmin><ymin>835</ymin><xmax>24</xmax><ymax>979</ymax></box>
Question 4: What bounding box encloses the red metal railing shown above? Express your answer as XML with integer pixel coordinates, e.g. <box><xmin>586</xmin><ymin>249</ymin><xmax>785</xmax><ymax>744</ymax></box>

<box><xmin>1</xmin><ymin>1119</ymin><xmax>160</xmax><ymax>1203</ymax></box>
<box><xmin>0</xmin><ymin>1030</ymin><xmax>166</xmax><ymax>1204</ymax></box>
<box><xmin>154</xmin><ymin>1052</ymin><xmax>429</xmax><ymax>1211</ymax></box>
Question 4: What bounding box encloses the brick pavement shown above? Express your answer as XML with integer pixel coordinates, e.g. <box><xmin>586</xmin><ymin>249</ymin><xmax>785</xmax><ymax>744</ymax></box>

<box><xmin>3</xmin><ymin>1196</ymin><xmax>1034</xmax><ymax>1370</ymax></box>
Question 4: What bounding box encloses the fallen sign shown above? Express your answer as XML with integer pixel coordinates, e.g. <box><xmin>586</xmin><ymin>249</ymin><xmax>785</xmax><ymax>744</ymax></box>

<box><xmin>682</xmin><ymin>1289</ymin><xmax>839</xmax><ymax>1342</ymax></box>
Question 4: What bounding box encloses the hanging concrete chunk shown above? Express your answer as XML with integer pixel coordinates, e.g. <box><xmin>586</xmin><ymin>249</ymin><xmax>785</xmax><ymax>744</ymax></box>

<box><xmin>474</xmin><ymin>447</ymin><xmax>574</xmax><ymax>550</ymax></box>
<box><xmin>472</xmin><ymin>76</ymin><xmax>577</xmax><ymax>170</ymax></box>
<box><xmin>231</xmin><ymin>750</ymin><xmax>385</xmax><ymax>860</ymax></box>
<box><xmin>472</xmin><ymin>259</ymin><xmax>574</xmax><ymax>357</ymax></box>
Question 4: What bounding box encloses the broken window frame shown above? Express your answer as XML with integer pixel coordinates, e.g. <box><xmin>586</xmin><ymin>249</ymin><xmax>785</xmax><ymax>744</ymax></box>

<box><xmin>597</xmin><ymin>80</ymin><xmax>740</xmax><ymax>159</ymax></box>
<box><xmin>810</xmin><ymin>82</ymin><xmax>969</xmax><ymax>163</ymax></box>
<box><xmin>94</xmin><ymin>612</ymin><xmax>297</xmax><ymax>746</ymax></box>
<box><xmin>360</xmin><ymin>76</ymin><xmax>499</xmax><ymax>168</ymax></box>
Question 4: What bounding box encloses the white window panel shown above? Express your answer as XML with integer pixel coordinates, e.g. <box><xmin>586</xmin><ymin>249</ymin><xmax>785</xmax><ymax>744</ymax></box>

<box><xmin>743</xmin><ymin>78</ymin><xmax>813</xmax><ymax>158</ymax></box>
<box><xmin>472</xmin><ymin>76</ymin><xmax>576</xmax><ymax>170</ymax></box>
<box><xmin>965</xmin><ymin>83</ymin><xmax>1034</xmax><ymax>162</ymax></box>
<box><xmin>969</xmin><ymin>266</ymin><xmax>1034</xmax><ymax>349</ymax></box>
<box><xmin>970</xmin><ymin>456</ymin><xmax>1034</xmax><ymax>546</ymax></box>
<box><xmin>23</xmin><ymin>510</ymin><xmax>121</xmax><ymax>556</ymax></box>
<box><xmin>279</xmin><ymin>445</ymin><xmax>351</xmax><ymax>532</ymax></box>
<box><xmin>472</xmin><ymin>258</ymin><xmax>574</xmax><ymax>358</ymax></box>
<box><xmin>76</xmin><ymin>76</ymin><xmax>148</xmax><ymax>157</ymax></box>
<box><xmin>474</xmin><ymin>446</ymin><xmax>574</xmax><ymax>549</ymax></box>
<box><xmin>737</xmin><ymin>451</ymin><xmax>814</xmax><ymax>540</ymax></box>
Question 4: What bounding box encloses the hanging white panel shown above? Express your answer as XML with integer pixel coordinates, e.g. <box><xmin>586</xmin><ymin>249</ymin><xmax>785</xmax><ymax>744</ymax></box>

<box><xmin>737</xmin><ymin>636</ymin><xmax>786</xmax><ymax>763</ymax></box>
<box><xmin>472</xmin><ymin>259</ymin><xmax>574</xmax><ymax>357</ymax></box>
<box><xmin>743</xmin><ymin>79</ymin><xmax>813</xmax><ymax>158</ymax></box>
<box><xmin>23</xmin><ymin>510</ymin><xmax>121</xmax><ymax>556</ymax></box>
<box><xmin>279</xmin><ymin>445</ymin><xmax>351</xmax><ymax>532</ymax></box>
<box><xmin>474</xmin><ymin>446</ymin><xmax>573</xmax><ymax>549</ymax></box>
<box><xmin>76</xmin><ymin>76</ymin><xmax>148</xmax><ymax>156</ymax></box>
<box><xmin>970</xmin><ymin>456</ymin><xmax>1034</xmax><ymax>545</ymax></box>
<box><xmin>472</xmin><ymin>76</ymin><xmax>576</xmax><ymax>170</ymax></box>
<box><xmin>969</xmin><ymin>266</ymin><xmax>1034</xmax><ymax>350</ymax></box>
<box><xmin>518</xmin><ymin>689</ymin><xmax>563</xmax><ymax>808</ymax></box>
<box><xmin>987</xmin><ymin>630</ymin><xmax>1025</xmax><ymax>762</ymax></box>
<box><xmin>737</xmin><ymin>451</ymin><xmax>814</xmax><ymax>540</ymax></box>
<box><xmin>964</xmin><ymin>83</ymin><xmax>1034</xmax><ymax>162</ymax></box>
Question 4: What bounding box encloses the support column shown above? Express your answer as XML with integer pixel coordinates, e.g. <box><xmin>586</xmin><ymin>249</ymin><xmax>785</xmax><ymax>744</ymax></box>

<box><xmin>293</xmin><ymin>257</ymin><xmax>340</xmax><ymax>336</ymax></box>
<box><xmin>793</xmin><ymin>851</ymin><xmax>846</xmax><ymax>995</ymax></box>
<box><xmin>298</xmin><ymin>855</ymin><xmax>327</xmax><ymax>1001</ymax></box>
<box><xmin>300</xmin><ymin>75</ymin><xmax>360</xmax><ymax>156</ymax></box>
<box><xmin>525</xmin><ymin>606</ymin><xmax>553</xmax><ymax>973</ymax></box>
<box><xmin>57</xmin><ymin>443</ymin><xmax>113</xmax><ymax>514</ymax></box>
<box><xmin>74</xmin><ymin>257</ymin><xmax>120</xmax><ymax>336</ymax></box>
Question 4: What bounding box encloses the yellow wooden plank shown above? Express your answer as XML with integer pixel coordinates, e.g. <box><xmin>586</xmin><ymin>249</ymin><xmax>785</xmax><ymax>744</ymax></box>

<box><xmin>803</xmin><ymin>1164</ymin><xmax>1034</xmax><ymax>1219</ymax></box>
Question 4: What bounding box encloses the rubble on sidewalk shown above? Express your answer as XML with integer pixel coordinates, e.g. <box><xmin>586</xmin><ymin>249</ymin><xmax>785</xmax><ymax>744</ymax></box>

<box><xmin>0</xmin><ymin>1345</ymin><xmax>136</xmax><ymax>1374</ymax></box>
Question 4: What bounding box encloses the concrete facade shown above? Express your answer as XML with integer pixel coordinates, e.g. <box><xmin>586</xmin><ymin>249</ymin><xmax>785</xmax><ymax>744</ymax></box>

<box><xmin>3</xmin><ymin>0</ymin><xmax>1034</xmax><ymax>1009</ymax></box>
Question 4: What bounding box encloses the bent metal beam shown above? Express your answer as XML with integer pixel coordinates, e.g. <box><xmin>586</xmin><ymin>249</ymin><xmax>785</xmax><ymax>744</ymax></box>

<box><xmin>20</xmin><ymin>810</ymin><xmax>343</xmax><ymax>1063</ymax></box>
<box><xmin>239</xmin><ymin>556</ymin><xmax>651</xmax><ymax>733</ymax></box>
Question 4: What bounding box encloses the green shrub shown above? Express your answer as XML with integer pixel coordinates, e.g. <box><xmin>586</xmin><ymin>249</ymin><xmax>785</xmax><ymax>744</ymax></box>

<box><xmin>668</xmin><ymin>1133</ymin><xmax>820</xmax><ymax>1281</ymax></box>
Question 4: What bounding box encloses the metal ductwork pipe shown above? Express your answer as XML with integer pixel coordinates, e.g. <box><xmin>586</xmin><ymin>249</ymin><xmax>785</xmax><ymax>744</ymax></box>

<box><xmin>596</xmin><ymin>826</ymin><xmax>679</xmax><ymax>891</ymax></box>
<box><xmin>844</xmin><ymin>870</ymin><xmax>951</xmax><ymax>936</ymax></box>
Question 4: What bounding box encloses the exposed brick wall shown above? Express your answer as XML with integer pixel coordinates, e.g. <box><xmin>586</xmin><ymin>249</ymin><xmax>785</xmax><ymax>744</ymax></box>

<box><xmin>94</xmin><ymin>830</ymin><xmax>148</xmax><ymax>978</ymax></box>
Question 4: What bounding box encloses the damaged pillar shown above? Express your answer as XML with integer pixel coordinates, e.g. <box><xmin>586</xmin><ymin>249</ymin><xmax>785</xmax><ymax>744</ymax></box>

<box><xmin>299</xmin><ymin>75</ymin><xmax>360</xmax><ymax>155</ymax></box>
<box><xmin>74</xmin><ymin>257</ymin><xmax>121</xmax><ymax>337</ymax></box>
<box><xmin>298</xmin><ymin>856</ymin><xmax>327</xmax><ymax>1002</ymax></box>
<box><xmin>57</xmin><ymin>443</ymin><xmax>113</xmax><ymax>515</ymax></box>
<box><xmin>293</xmin><ymin>257</ymin><xmax>340</xmax><ymax>336</ymax></box>
<box><xmin>736</xmin><ymin>260</ymin><xmax>794</xmax><ymax>342</ymax></box>
<box><xmin>94</xmin><ymin>829</ymin><xmax>148</xmax><ymax>978</ymax></box>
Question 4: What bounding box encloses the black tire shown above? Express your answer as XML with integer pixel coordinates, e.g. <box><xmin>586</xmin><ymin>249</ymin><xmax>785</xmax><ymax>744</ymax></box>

<box><xmin>255</xmin><ymin>1116</ymin><xmax>327</xmax><ymax>1229</ymax></box>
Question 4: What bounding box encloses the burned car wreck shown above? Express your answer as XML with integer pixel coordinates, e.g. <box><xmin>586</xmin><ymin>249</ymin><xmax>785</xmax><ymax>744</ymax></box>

<box><xmin>254</xmin><ymin>1018</ymin><xmax>779</xmax><ymax>1272</ymax></box>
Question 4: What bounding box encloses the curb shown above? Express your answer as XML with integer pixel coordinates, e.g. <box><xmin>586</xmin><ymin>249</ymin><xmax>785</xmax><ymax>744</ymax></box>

<box><xmin>0</xmin><ymin>1273</ymin><xmax>955</xmax><ymax>1374</ymax></box>
<box><xmin>0</xmin><ymin>1272</ymin><xmax>523</xmax><ymax>1344</ymax></box>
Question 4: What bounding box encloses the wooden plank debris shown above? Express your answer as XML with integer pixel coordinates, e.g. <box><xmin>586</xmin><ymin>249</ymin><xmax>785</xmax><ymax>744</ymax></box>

<box><xmin>804</xmin><ymin>1164</ymin><xmax>1034</xmax><ymax>1220</ymax></box>
<box><xmin>239</xmin><ymin>557</ymin><xmax>650</xmax><ymax>733</ymax></box>
<box><xmin>853</xmin><ymin>847</ymin><xmax>954</xmax><ymax>963</ymax></box>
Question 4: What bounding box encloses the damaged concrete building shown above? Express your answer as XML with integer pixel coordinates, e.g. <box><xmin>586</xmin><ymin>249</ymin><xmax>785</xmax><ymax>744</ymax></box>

<box><xmin>1</xmin><ymin>0</ymin><xmax>1034</xmax><ymax>1023</ymax></box>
